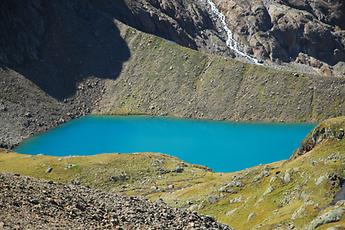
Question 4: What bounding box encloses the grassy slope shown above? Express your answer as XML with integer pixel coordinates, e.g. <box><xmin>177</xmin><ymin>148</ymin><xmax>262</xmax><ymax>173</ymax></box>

<box><xmin>96</xmin><ymin>22</ymin><xmax>345</xmax><ymax>123</ymax></box>
<box><xmin>1</xmin><ymin>117</ymin><xmax>345</xmax><ymax>229</ymax></box>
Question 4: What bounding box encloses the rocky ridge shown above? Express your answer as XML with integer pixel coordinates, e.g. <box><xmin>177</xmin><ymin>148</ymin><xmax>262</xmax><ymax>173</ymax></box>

<box><xmin>0</xmin><ymin>173</ymin><xmax>232</xmax><ymax>230</ymax></box>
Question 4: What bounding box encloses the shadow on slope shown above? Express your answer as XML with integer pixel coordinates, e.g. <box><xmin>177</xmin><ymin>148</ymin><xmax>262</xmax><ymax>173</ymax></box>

<box><xmin>0</xmin><ymin>0</ymin><xmax>130</xmax><ymax>100</ymax></box>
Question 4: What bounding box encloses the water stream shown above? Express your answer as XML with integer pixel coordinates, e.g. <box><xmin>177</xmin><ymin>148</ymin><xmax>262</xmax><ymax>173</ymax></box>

<box><xmin>205</xmin><ymin>0</ymin><xmax>261</xmax><ymax>64</ymax></box>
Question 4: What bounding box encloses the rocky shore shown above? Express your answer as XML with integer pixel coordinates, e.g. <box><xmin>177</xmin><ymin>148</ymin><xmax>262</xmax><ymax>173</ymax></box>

<box><xmin>0</xmin><ymin>69</ymin><xmax>105</xmax><ymax>149</ymax></box>
<box><xmin>0</xmin><ymin>173</ymin><xmax>232</xmax><ymax>229</ymax></box>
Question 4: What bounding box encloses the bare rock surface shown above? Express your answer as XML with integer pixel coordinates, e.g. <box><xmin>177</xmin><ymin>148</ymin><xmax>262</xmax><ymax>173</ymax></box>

<box><xmin>0</xmin><ymin>173</ymin><xmax>232</xmax><ymax>230</ymax></box>
<box><xmin>212</xmin><ymin>0</ymin><xmax>345</xmax><ymax>72</ymax></box>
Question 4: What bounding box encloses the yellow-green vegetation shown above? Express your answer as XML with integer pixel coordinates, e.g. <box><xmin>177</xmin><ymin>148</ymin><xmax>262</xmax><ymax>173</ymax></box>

<box><xmin>1</xmin><ymin>117</ymin><xmax>345</xmax><ymax>229</ymax></box>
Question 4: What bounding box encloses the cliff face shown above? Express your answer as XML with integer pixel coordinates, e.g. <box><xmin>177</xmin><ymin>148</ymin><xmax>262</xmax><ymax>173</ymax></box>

<box><xmin>212</xmin><ymin>0</ymin><xmax>345</xmax><ymax>69</ymax></box>
<box><xmin>0</xmin><ymin>0</ymin><xmax>45</xmax><ymax>66</ymax></box>
<box><xmin>92</xmin><ymin>0</ymin><xmax>231</xmax><ymax>56</ymax></box>
<box><xmin>97</xmin><ymin>0</ymin><xmax>345</xmax><ymax>71</ymax></box>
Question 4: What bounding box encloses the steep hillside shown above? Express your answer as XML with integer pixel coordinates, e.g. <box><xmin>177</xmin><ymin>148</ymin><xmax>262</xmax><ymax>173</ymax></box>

<box><xmin>1</xmin><ymin>0</ymin><xmax>345</xmax><ymax>148</ymax></box>
<box><xmin>1</xmin><ymin>116</ymin><xmax>345</xmax><ymax>229</ymax></box>
<box><xmin>82</xmin><ymin>0</ymin><xmax>345</xmax><ymax>72</ymax></box>
<box><xmin>91</xmin><ymin>0</ymin><xmax>230</xmax><ymax>56</ymax></box>
<box><xmin>98</xmin><ymin>27</ymin><xmax>345</xmax><ymax>123</ymax></box>
<box><xmin>212</xmin><ymin>0</ymin><xmax>345</xmax><ymax>70</ymax></box>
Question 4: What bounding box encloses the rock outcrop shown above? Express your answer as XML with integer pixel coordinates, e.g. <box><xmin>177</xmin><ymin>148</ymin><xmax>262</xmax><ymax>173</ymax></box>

<box><xmin>93</xmin><ymin>0</ymin><xmax>231</xmax><ymax>56</ymax></box>
<box><xmin>212</xmin><ymin>0</ymin><xmax>345</xmax><ymax>71</ymax></box>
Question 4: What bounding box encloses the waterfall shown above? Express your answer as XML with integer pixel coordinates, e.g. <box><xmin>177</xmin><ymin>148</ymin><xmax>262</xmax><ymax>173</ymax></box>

<box><xmin>206</xmin><ymin>0</ymin><xmax>262</xmax><ymax>65</ymax></box>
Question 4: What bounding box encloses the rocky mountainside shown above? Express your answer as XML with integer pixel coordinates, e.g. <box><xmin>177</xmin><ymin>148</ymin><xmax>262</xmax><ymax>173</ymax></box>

<box><xmin>211</xmin><ymin>0</ymin><xmax>345</xmax><ymax>73</ymax></box>
<box><xmin>92</xmin><ymin>0</ymin><xmax>231</xmax><ymax>56</ymax></box>
<box><xmin>0</xmin><ymin>173</ymin><xmax>231</xmax><ymax>229</ymax></box>
<box><xmin>0</xmin><ymin>0</ymin><xmax>229</xmax><ymax>67</ymax></box>
<box><xmin>2</xmin><ymin>0</ymin><xmax>344</xmax><ymax>74</ymax></box>
<box><xmin>1</xmin><ymin>0</ymin><xmax>345</xmax><ymax>148</ymax></box>
<box><xmin>92</xmin><ymin>0</ymin><xmax>345</xmax><ymax>73</ymax></box>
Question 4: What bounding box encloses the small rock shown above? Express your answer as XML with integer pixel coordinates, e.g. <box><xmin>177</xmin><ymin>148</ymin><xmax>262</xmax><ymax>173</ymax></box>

<box><xmin>46</xmin><ymin>167</ymin><xmax>53</xmax><ymax>173</ymax></box>
<box><xmin>283</xmin><ymin>172</ymin><xmax>291</xmax><ymax>184</ymax></box>
<box><xmin>306</xmin><ymin>207</ymin><xmax>345</xmax><ymax>230</ymax></box>
<box><xmin>247</xmin><ymin>213</ymin><xmax>255</xmax><ymax>221</ymax></box>
<box><xmin>198</xmin><ymin>201</ymin><xmax>206</xmax><ymax>210</ymax></box>
<box><xmin>151</xmin><ymin>185</ymin><xmax>158</xmax><ymax>190</ymax></box>
<box><xmin>24</xmin><ymin>112</ymin><xmax>32</xmax><ymax>118</ymax></box>
<box><xmin>229</xmin><ymin>196</ymin><xmax>242</xmax><ymax>204</ymax></box>
<box><xmin>174</xmin><ymin>166</ymin><xmax>184</xmax><ymax>173</ymax></box>
<box><xmin>337</xmin><ymin>129</ymin><xmax>344</xmax><ymax>140</ymax></box>
<box><xmin>226</xmin><ymin>208</ymin><xmax>238</xmax><ymax>216</ymax></box>
<box><xmin>316</xmin><ymin>175</ymin><xmax>326</xmax><ymax>185</ymax></box>
<box><xmin>263</xmin><ymin>186</ymin><xmax>274</xmax><ymax>195</ymax></box>
<box><xmin>208</xmin><ymin>195</ymin><xmax>219</xmax><ymax>204</ymax></box>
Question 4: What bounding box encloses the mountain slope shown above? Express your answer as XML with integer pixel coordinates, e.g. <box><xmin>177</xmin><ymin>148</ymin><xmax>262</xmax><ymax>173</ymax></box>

<box><xmin>97</xmin><ymin>26</ymin><xmax>345</xmax><ymax>123</ymax></box>
<box><xmin>1</xmin><ymin>0</ymin><xmax>345</xmax><ymax>148</ymax></box>
<box><xmin>211</xmin><ymin>0</ymin><xmax>345</xmax><ymax>68</ymax></box>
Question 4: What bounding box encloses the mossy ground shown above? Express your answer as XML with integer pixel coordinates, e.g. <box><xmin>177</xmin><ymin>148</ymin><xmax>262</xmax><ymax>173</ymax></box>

<box><xmin>96</xmin><ymin>23</ymin><xmax>345</xmax><ymax>123</ymax></box>
<box><xmin>1</xmin><ymin>117</ymin><xmax>345</xmax><ymax>229</ymax></box>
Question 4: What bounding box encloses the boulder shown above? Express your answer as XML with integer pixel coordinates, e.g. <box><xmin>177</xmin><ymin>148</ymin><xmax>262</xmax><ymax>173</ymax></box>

<box><xmin>306</xmin><ymin>207</ymin><xmax>345</xmax><ymax>230</ymax></box>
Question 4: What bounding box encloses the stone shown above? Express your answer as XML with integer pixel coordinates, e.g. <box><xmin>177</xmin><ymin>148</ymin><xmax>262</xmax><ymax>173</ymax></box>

<box><xmin>337</xmin><ymin>129</ymin><xmax>344</xmax><ymax>140</ymax></box>
<box><xmin>306</xmin><ymin>207</ymin><xmax>345</xmax><ymax>230</ymax></box>
<box><xmin>109</xmin><ymin>173</ymin><xmax>128</xmax><ymax>182</ymax></box>
<box><xmin>247</xmin><ymin>213</ymin><xmax>255</xmax><ymax>221</ymax></box>
<box><xmin>208</xmin><ymin>195</ymin><xmax>219</xmax><ymax>204</ymax></box>
<box><xmin>168</xmin><ymin>184</ymin><xmax>174</xmax><ymax>189</ymax></box>
<box><xmin>24</xmin><ymin>112</ymin><xmax>32</xmax><ymax>118</ymax></box>
<box><xmin>226</xmin><ymin>208</ymin><xmax>238</xmax><ymax>216</ymax></box>
<box><xmin>197</xmin><ymin>201</ymin><xmax>206</xmax><ymax>210</ymax></box>
<box><xmin>0</xmin><ymin>174</ymin><xmax>234</xmax><ymax>229</ymax></box>
<box><xmin>174</xmin><ymin>166</ymin><xmax>184</xmax><ymax>173</ymax></box>
<box><xmin>315</xmin><ymin>175</ymin><xmax>326</xmax><ymax>186</ymax></box>
<box><xmin>283</xmin><ymin>172</ymin><xmax>291</xmax><ymax>184</ymax></box>
<box><xmin>263</xmin><ymin>186</ymin><xmax>274</xmax><ymax>195</ymax></box>
<box><xmin>46</xmin><ymin>167</ymin><xmax>53</xmax><ymax>174</ymax></box>
<box><xmin>229</xmin><ymin>196</ymin><xmax>242</xmax><ymax>204</ymax></box>
<box><xmin>151</xmin><ymin>185</ymin><xmax>158</xmax><ymax>190</ymax></box>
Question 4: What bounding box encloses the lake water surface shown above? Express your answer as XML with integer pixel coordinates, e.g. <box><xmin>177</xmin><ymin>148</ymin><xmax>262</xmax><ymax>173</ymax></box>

<box><xmin>15</xmin><ymin>116</ymin><xmax>314</xmax><ymax>172</ymax></box>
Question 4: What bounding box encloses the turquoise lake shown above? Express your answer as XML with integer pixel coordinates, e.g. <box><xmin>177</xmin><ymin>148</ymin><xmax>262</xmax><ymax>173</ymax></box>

<box><xmin>15</xmin><ymin>116</ymin><xmax>315</xmax><ymax>172</ymax></box>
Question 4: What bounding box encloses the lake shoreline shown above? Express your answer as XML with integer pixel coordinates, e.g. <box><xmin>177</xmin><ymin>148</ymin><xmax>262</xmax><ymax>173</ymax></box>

<box><xmin>14</xmin><ymin>115</ymin><xmax>314</xmax><ymax>172</ymax></box>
